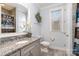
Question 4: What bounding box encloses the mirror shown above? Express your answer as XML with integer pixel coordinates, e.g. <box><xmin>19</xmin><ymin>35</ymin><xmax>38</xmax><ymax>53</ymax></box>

<box><xmin>0</xmin><ymin>3</ymin><xmax>28</xmax><ymax>33</ymax></box>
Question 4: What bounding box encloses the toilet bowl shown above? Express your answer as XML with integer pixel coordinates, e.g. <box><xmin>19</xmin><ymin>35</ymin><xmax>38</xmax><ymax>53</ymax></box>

<box><xmin>40</xmin><ymin>41</ymin><xmax>50</xmax><ymax>47</ymax></box>
<box><xmin>40</xmin><ymin>41</ymin><xmax>50</xmax><ymax>55</ymax></box>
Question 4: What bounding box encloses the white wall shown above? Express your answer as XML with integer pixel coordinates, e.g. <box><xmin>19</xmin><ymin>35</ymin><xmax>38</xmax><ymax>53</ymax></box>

<box><xmin>20</xmin><ymin>3</ymin><xmax>41</xmax><ymax>36</ymax></box>
<box><xmin>29</xmin><ymin>4</ymin><xmax>41</xmax><ymax>36</ymax></box>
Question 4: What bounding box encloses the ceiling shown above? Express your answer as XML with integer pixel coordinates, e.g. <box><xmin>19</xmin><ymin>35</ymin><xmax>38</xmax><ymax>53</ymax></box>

<box><xmin>38</xmin><ymin>3</ymin><xmax>53</xmax><ymax>8</ymax></box>
<box><xmin>36</xmin><ymin>3</ymin><xmax>64</xmax><ymax>9</ymax></box>
<box><xmin>0</xmin><ymin>3</ymin><xmax>15</xmax><ymax>10</ymax></box>
<box><xmin>0</xmin><ymin>3</ymin><xmax>27</xmax><ymax>13</ymax></box>
<box><xmin>8</xmin><ymin>3</ymin><xmax>28</xmax><ymax>13</ymax></box>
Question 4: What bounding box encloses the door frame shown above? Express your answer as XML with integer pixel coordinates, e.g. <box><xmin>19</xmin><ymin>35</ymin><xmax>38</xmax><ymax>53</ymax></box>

<box><xmin>49</xmin><ymin>4</ymin><xmax>73</xmax><ymax>56</ymax></box>
<box><xmin>49</xmin><ymin>6</ymin><xmax>67</xmax><ymax>50</ymax></box>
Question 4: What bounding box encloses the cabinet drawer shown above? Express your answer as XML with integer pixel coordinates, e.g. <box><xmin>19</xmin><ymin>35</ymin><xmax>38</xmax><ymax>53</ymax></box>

<box><xmin>9</xmin><ymin>50</ymin><xmax>20</xmax><ymax>56</ymax></box>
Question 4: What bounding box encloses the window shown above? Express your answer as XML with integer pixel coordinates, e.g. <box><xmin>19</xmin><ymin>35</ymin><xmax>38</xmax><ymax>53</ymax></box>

<box><xmin>51</xmin><ymin>9</ymin><xmax>62</xmax><ymax>32</ymax></box>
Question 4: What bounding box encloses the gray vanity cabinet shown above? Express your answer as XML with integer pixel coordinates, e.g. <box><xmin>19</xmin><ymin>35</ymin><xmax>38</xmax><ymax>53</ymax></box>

<box><xmin>21</xmin><ymin>45</ymin><xmax>35</xmax><ymax>56</ymax></box>
<box><xmin>8</xmin><ymin>39</ymin><xmax>40</xmax><ymax>56</ymax></box>
<box><xmin>31</xmin><ymin>44</ymin><xmax>40</xmax><ymax>56</ymax></box>
<box><xmin>21</xmin><ymin>45</ymin><xmax>40</xmax><ymax>56</ymax></box>
<box><xmin>21</xmin><ymin>39</ymin><xmax>40</xmax><ymax>56</ymax></box>
<box><xmin>9</xmin><ymin>50</ymin><xmax>20</xmax><ymax>56</ymax></box>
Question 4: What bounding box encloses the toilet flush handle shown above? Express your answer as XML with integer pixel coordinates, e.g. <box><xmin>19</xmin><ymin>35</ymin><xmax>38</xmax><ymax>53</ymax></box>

<box><xmin>50</xmin><ymin>38</ymin><xmax>55</xmax><ymax>42</ymax></box>
<box><xmin>63</xmin><ymin>32</ymin><xmax>69</xmax><ymax>37</ymax></box>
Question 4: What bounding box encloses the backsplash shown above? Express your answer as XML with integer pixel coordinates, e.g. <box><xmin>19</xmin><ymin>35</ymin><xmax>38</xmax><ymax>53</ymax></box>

<box><xmin>0</xmin><ymin>34</ymin><xmax>27</xmax><ymax>44</ymax></box>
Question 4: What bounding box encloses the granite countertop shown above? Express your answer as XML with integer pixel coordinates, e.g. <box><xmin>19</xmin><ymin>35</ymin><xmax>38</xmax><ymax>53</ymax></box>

<box><xmin>0</xmin><ymin>33</ymin><xmax>27</xmax><ymax>38</ymax></box>
<box><xmin>0</xmin><ymin>37</ymin><xmax>39</xmax><ymax>56</ymax></box>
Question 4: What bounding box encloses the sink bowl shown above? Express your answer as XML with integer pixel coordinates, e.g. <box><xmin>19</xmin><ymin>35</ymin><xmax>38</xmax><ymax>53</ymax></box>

<box><xmin>16</xmin><ymin>41</ymin><xmax>28</xmax><ymax>45</ymax></box>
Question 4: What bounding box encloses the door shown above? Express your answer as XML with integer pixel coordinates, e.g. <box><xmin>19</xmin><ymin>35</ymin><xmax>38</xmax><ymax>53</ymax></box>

<box><xmin>49</xmin><ymin>7</ymin><xmax>67</xmax><ymax>49</ymax></box>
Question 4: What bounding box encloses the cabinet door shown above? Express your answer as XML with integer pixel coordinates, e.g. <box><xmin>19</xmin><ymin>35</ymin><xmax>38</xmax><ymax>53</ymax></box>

<box><xmin>21</xmin><ymin>45</ymin><xmax>35</xmax><ymax>56</ymax></box>
<box><xmin>21</xmin><ymin>40</ymin><xmax>40</xmax><ymax>56</ymax></box>
<box><xmin>21</xmin><ymin>51</ymin><xmax>31</xmax><ymax>56</ymax></box>
<box><xmin>9</xmin><ymin>50</ymin><xmax>20</xmax><ymax>56</ymax></box>
<box><xmin>31</xmin><ymin>44</ymin><xmax>40</xmax><ymax>56</ymax></box>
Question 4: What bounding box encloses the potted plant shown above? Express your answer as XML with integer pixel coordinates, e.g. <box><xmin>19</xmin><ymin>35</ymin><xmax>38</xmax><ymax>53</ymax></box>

<box><xmin>35</xmin><ymin>12</ymin><xmax>42</xmax><ymax>23</ymax></box>
<box><xmin>26</xmin><ymin>32</ymin><xmax>32</xmax><ymax>38</ymax></box>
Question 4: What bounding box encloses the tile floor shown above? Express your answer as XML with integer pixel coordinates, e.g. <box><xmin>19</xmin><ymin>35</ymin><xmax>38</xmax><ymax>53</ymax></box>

<box><xmin>40</xmin><ymin>46</ymin><xmax>67</xmax><ymax>56</ymax></box>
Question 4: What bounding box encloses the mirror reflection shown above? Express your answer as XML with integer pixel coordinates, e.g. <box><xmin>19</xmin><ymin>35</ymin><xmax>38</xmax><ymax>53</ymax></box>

<box><xmin>0</xmin><ymin>3</ymin><xmax>28</xmax><ymax>33</ymax></box>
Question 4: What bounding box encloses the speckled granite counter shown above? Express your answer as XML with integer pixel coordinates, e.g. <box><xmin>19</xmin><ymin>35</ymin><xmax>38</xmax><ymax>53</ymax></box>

<box><xmin>0</xmin><ymin>37</ymin><xmax>40</xmax><ymax>56</ymax></box>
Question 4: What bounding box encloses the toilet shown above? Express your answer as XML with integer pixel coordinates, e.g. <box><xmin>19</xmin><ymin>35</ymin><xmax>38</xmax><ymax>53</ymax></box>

<box><xmin>40</xmin><ymin>41</ymin><xmax>50</xmax><ymax>56</ymax></box>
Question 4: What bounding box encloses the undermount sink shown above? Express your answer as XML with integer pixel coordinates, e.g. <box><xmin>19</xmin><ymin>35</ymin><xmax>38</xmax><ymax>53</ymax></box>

<box><xmin>16</xmin><ymin>41</ymin><xmax>28</xmax><ymax>45</ymax></box>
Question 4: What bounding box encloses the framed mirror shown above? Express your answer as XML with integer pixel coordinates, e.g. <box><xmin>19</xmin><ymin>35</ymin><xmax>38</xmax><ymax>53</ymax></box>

<box><xmin>0</xmin><ymin>3</ymin><xmax>28</xmax><ymax>33</ymax></box>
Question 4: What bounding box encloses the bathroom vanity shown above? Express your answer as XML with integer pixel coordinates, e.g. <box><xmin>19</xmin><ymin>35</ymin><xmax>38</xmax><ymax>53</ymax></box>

<box><xmin>0</xmin><ymin>35</ymin><xmax>41</xmax><ymax>56</ymax></box>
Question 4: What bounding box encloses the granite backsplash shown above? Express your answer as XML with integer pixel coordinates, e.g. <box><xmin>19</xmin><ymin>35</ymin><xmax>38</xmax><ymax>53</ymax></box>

<box><xmin>0</xmin><ymin>34</ymin><xmax>27</xmax><ymax>44</ymax></box>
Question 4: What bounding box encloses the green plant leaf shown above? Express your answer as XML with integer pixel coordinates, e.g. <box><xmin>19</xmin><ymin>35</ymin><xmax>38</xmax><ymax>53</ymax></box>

<box><xmin>35</xmin><ymin>12</ymin><xmax>42</xmax><ymax>23</ymax></box>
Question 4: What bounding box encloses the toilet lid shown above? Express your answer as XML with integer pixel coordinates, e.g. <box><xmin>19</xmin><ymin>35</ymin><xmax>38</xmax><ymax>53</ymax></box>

<box><xmin>40</xmin><ymin>41</ymin><xmax>50</xmax><ymax>47</ymax></box>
